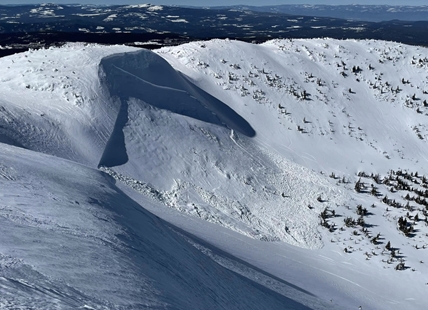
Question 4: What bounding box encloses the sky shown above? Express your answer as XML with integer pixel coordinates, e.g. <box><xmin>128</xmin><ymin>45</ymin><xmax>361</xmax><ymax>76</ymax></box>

<box><xmin>0</xmin><ymin>1</ymin><xmax>427</xmax><ymax>6</ymax></box>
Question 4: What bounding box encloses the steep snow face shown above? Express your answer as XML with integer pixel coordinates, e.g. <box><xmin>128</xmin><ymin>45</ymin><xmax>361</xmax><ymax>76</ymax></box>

<box><xmin>95</xmin><ymin>38</ymin><xmax>428</xmax><ymax>250</ymax></box>
<box><xmin>0</xmin><ymin>143</ymin><xmax>317</xmax><ymax>310</ymax></box>
<box><xmin>98</xmin><ymin>48</ymin><xmax>349</xmax><ymax>249</ymax></box>
<box><xmin>99</xmin><ymin>49</ymin><xmax>256</xmax><ymax>138</ymax></box>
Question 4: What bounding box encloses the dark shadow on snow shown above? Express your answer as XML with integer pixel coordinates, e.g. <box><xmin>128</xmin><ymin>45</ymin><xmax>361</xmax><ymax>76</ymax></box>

<box><xmin>100</xmin><ymin>172</ymin><xmax>315</xmax><ymax>310</ymax></box>
<box><xmin>0</xmin><ymin>124</ymin><xmax>27</xmax><ymax>149</ymax></box>
<box><xmin>169</xmin><ymin>223</ymin><xmax>318</xmax><ymax>300</ymax></box>
<box><xmin>97</xmin><ymin>48</ymin><xmax>255</xmax><ymax>168</ymax></box>
<box><xmin>98</xmin><ymin>100</ymin><xmax>129</xmax><ymax>168</ymax></box>
<box><xmin>101</xmin><ymin>49</ymin><xmax>254</xmax><ymax>134</ymax></box>
<box><xmin>0</xmin><ymin>133</ymin><xmax>26</xmax><ymax>149</ymax></box>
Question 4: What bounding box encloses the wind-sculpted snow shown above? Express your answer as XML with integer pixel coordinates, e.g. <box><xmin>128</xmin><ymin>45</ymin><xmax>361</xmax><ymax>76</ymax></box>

<box><xmin>99</xmin><ymin>49</ymin><xmax>256</xmax><ymax>138</ymax></box>
<box><xmin>101</xmin><ymin>96</ymin><xmax>351</xmax><ymax>248</ymax></box>
<box><xmin>98</xmin><ymin>99</ymin><xmax>129</xmax><ymax>167</ymax></box>
<box><xmin>0</xmin><ymin>43</ymin><xmax>140</xmax><ymax>166</ymax></box>
<box><xmin>97</xmin><ymin>48</ymin><xmax>349</xmax><ymax>249</ymax></box>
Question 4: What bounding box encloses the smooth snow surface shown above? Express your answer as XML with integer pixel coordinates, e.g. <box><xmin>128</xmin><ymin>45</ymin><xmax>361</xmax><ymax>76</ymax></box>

<box><xmin>1</xmin><ymin>39</ymin><xmax>428</xmax><ymax>309</ymax></box>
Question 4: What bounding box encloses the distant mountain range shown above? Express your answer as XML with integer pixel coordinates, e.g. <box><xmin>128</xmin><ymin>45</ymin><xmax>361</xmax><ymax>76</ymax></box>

<box><xmin>213</xmin><ymin>5</ymin><xmax>428</xmax><ymax>22</ymax></box>
<box><xmin>1</xmin><ymin>4</ymin><xmax>428</xmax><ymax>57</ymax></box>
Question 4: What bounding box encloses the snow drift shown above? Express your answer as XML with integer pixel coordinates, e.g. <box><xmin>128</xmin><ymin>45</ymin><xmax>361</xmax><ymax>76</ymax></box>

<box><xmin>98</xmin><ymin>49</ymin><xmax>255</xmax><ymax>167</ymax></box>
<box><xmin>97</xmin><ymin>48</ymin><xmax>346</xmax><ymax>248</ymax></box>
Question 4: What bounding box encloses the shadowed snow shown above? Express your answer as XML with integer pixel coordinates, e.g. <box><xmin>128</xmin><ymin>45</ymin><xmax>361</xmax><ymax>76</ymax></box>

<box><xmin>99</xmin><ymin>49</ymin><xmax>256</xmax><ymax>139</ymax></box>
<box><xmin>0</xmin><ymin>143</ymin><xmax>316</xmax><ymax>310</ymax></box>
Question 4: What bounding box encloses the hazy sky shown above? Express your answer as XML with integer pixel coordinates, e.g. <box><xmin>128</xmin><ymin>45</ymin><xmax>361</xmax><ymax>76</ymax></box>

<box><xmin>0</xmin><ymin>1</ymin><xmax>426</xmax><ymax>6</ymax></box>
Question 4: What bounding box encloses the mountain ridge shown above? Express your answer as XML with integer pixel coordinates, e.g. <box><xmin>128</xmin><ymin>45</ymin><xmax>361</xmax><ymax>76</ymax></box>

<box><xmin>2</xmin><ymin>3</ymin><xmax>428</xmax><ymax>58</ymax></box>
<box><xmin>212</xmin><ymin>4</ymin><xmax>428</xmax><ymax>22</ymax></box>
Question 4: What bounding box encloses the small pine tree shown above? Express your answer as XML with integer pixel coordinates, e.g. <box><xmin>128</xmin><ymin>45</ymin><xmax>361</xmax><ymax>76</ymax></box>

<box><xmin>385</xmin><ymin>241</ymin><xmax>391</xmax><ymax>250</ymax></box>
<box><xmin>395</xmin><ymin>263</ymin><xmax>405</xmax><ymax>271</ymax></box>
<box><xmin>355</xmin><ymin>180</ymin><xmax>362</xmax><ymax>193</ymax></box>
<box><xmin>357</xmin><ymin>216</ymin><xmax>365</xmax><ymax>227</ymax></box>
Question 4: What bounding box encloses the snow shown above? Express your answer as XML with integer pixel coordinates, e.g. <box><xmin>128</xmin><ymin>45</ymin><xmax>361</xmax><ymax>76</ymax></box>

<box><xmin>169</xmin><ymin>19</ymin><xmax>189</xmax><ymax>23</ymax></box>
<box><xmin>0</xmin><ymin>43</ymin><xmax>138</xmax><ymax>166</ymax></box>
<box><xmin>28</xmin><ymin>5</ymin><xmax>64</xmax><ymax>18</ymax></box>
<box><xmin>0</xmin><ymin>143</ymin><xmax>309</xmax><ymax>309</ymax></box>
<box><xmin>123</xmin><ymin>12</ymin><xmax>148</xmax><ymax>20</ymax></box>
<box><xmin>158</xmin><ymin>39</ymin><xmax>428</xmax><ymax>177</ymax></box>
<box><xmin>134</xmin><ymin>41</ymin><xmax>163</xmax><ymax>46</ymax></box>
<box><xmin>124</xmin><ymin>4</ymin><xmax>151</xmax><ymax>9</ymax></box>
<box><xmin>74</xmin><ymin>13</ymin><xmax>105</xmax><ymax>17</ymax></box>
<box><xmin>147</xmin><ymin>5</ymin><xmax>164</xmax><ymax>11</ymax></box>
<box><xmin>103</xmin><ymin>14</ymin><xmax>117</xmax><ymax>22</ymax></box>
<box><xmin>1</xmin><ymin>38</ymin><xmax>428</xmax><ymax>309</ymax></box>
<box><xmin>155</xmin><ymin>38</ymin><xmax>428</xmax><ymax>309</ymax></box>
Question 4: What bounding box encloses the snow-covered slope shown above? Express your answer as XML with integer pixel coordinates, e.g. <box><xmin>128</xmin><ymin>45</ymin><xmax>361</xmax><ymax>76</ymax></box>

<box><xmin>1</xmin><ymin>39</ymin><xmax>428</xmax><ymax>309</ymax></box>
<box><xmin>97</xmin><ymin>48</ymin><xmax>350</xmax><ymax>249</ymax></box>
<box><xmin>1</xmin><ymin>143</ymin><xmax>324</xmax><ymax>309</ymax></box>
<box><xmin>0</xmin><ymin>43</ymin><xmax>139</xmax><ymax>166</ymax></box>
<box><xmin>159</xmin><ymin>39</ymin><xmax>428</xmax><ymax>175</ymax></box>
